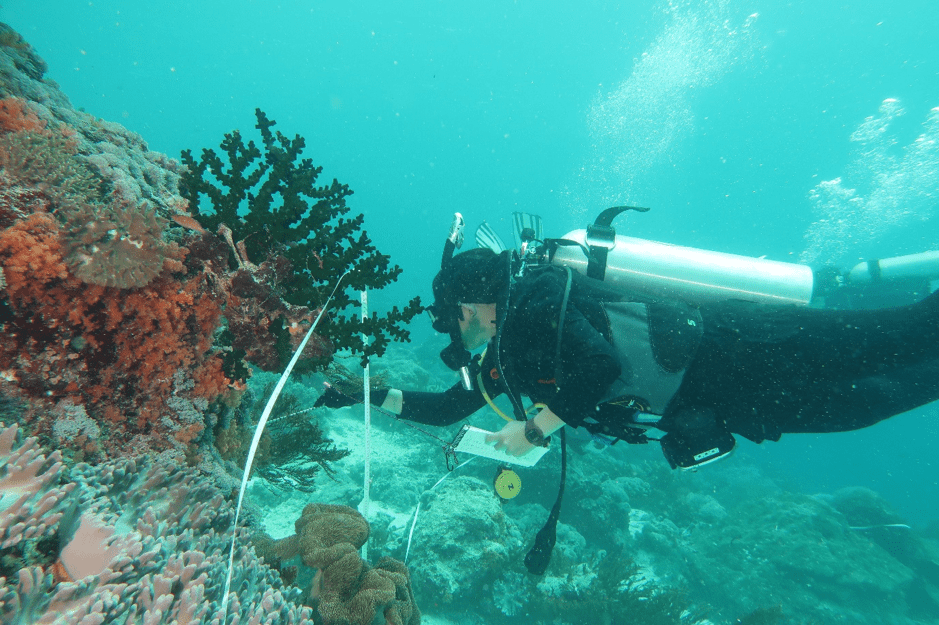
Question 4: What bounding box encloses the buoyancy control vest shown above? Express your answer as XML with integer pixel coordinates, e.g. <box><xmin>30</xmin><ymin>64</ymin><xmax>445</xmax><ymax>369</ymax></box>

<box><xmin>596</xmin><ymin>300</ymin><xmax>703</xmax><ymax>415</ymax></box>
<box><xmin>548</xmin><ymin>269</ymin><xmax>702</xmax><ymax>427</ymax></box>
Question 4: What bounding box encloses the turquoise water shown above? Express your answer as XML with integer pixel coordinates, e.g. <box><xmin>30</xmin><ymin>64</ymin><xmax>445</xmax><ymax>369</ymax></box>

<box><xmin>7</xmin><ymin>0</ymin><xmax>937</xmax><ymax>520</ymax></box>
<box><xmin>4</xmin><ymin>0</ymin><xmax>939</xmax><ymax>616</ymax></box>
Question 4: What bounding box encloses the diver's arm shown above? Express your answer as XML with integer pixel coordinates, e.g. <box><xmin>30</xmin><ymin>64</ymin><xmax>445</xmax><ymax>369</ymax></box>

<box><xmin>393</xmin><ymin>345</ymin><xmax>503</xmax><ymax>426</ymax></box>
<box><xmin>315</xmin><ymin>381</ymin><xmax>484</xmax><ymax>426</ymax></box>
<box><xmin>487</xmin><ymin>405</ymin><xmax>567</xmax><ymax>456</ymax></box>
<box><xmin>318</xmin><ymin>348</ymin><xmax>499</xmax><ymax>426</ymax></box>
<box><xmin>395</xmin><ymin>382</ymin><xmax>489</xmax><ymax>426</ymax></box>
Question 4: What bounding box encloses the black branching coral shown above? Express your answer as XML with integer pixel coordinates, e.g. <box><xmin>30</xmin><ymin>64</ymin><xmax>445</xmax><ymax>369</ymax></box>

<box><xmin>180</xmin><ymin>109</ymin><xmax>423</xmax><ymax>367</ymax></box>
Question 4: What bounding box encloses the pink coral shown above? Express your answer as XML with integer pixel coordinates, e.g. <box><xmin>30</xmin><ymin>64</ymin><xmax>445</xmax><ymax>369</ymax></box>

<box><xmin>0</xmin><ymin>423</ymin><xmax>313</xmax><ymax>624</ymax></box>
<box><xmin>0</xmin><ymin>424</ymin><xmax>75</xmax><ymax>550</ymax></box>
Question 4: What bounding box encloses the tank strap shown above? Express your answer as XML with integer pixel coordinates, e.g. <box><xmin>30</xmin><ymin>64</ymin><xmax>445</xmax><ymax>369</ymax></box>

<box><xmin>583</xmin><ymin>206</ymin><xmax>651</xmax><ymax>280</ymax></box>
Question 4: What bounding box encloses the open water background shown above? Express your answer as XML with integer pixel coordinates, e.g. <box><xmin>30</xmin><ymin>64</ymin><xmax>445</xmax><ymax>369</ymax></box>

<box><xmin>4</xmin><ymin>0</ymin><xmax>939</xmax><ymax>526</ymax></box>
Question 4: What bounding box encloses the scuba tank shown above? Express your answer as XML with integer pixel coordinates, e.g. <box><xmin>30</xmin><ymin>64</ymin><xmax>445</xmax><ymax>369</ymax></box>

<box><xmin>551</xmin><ymin>228</ymin><xmax>815</xmax><ymax>306</ymax></box>
<box><xmin>549</xmin><ymin>206</ymin><xmax>816</xmax><ymax>306</ymax></box>
<box><xmin>846</xmin><ymin>251</ymin><xmax>939</xmax><ymax>285</ymax></box>
<box><xmin>548</xmin><ymin>207</ymin><xmax>939</xmax><ymax>307</ymax></box>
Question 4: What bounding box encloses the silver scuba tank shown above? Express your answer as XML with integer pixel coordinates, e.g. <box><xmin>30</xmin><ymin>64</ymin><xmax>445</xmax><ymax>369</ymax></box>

<box><xmin>551</xmin><ymin>228</ymin><xmax>816</xmax><ymax>306</ymax></box>
<box><xmin>846</xmin><ymin>251</ymin><xmax>939</xmax><ymax>285</ymax></box>
<box><xmin>491</xmin><ymin>208</ymin><xmax>939</xmax><ymax>307</ymax></box>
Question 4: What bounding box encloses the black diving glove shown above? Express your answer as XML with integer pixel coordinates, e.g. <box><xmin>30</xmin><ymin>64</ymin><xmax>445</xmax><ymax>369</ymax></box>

<box><xmin>314</xmin><ymin>384</ymin><xmax>389</xmax><ymax>409</ymax></box>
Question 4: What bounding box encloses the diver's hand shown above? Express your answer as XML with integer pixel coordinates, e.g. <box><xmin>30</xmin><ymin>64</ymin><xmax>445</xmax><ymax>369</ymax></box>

<box><xmin>314</xmin><ymin>384</ymin><xmax>359</xmax><ymax>409</ymax></box>
<box><xmin>486</xmin><ymin>421</ymin><xmax>535</xmax><ymax>457</ymax></box>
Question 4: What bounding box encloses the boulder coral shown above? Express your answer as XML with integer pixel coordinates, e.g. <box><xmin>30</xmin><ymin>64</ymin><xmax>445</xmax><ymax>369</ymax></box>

<box><xmin>407</xmin><ymin>475</ymin><xmax>524</xmax><ymax>605</ymax></box>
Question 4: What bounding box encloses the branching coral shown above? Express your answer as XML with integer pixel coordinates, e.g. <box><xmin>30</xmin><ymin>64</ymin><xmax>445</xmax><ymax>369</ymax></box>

<box><xmin>180</xmin><ymin>109</ymin><xmax>424</xmax><ymax>370</ymax></box>
<box><xmin>0</xmin><ymin>424</ymin><xmax>75</xmax><ymax>552</ymax></box>
<box><xmin>0</xmin><ymin>422</ymin><xmax>314</xmax><ymax>623</ymax></box>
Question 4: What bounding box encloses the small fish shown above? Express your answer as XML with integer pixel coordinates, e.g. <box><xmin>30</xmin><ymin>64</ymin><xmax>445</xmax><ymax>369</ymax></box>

<box><xmin>170</xmin><ymin>213</ymin><xmax>207</xmax><ymax>234</ymax></box>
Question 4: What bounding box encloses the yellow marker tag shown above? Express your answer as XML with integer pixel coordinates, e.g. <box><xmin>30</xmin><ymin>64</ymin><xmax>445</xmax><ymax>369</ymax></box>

<box><xmin>494</xmin><ymin>468</ymin><xmax>522</xmax><ymax>500</ymax></box>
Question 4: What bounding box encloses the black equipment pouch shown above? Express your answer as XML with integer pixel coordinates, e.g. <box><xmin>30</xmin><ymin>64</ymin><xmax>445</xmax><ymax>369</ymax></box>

<box><xmin>659</xmin><ymin>407</ymin><xmax>736</xmax><ymax>469</ymax></box>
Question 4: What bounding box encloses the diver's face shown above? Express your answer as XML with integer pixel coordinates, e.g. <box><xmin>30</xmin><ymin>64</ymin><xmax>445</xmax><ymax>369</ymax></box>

<box><xmin>457</xmin><ymin>304</ymin><xmax>496</xmax><ymax>350</ymax></box>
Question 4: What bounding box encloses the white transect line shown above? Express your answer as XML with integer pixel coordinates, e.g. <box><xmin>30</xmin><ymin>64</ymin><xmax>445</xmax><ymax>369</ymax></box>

<box><xmin>220</xmin><ymin>270</ymin><xmax>350</xmax><ymax>618</ymax></box>
<box><xmin>360</xmin><ymin>287</ymin><xmax>371</xmax><ymax>559</ymax></box>
<box><xmin>404</xmin><ymin>457</ymin><xmax>476</xmax><ymax>563</ymax></box>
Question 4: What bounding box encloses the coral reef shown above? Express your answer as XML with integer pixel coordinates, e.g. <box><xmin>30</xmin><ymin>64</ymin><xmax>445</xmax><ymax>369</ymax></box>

<box><xmin>183</xmin><ymin>228</ymin><xmax>336</xmax><ymax>379</ymax></box>
<box><xmin>0</xmin><ymin>422</ymin><xmax>312</xmax><ymax>623</ymax></box>
<box><xmin>214</xmin><ymin>383</ymin><xmax>350</xmax><ymax>493</ymax></box>
<box><xmin>0</xmin><ymin>23</ymin><xmax>420</xmax><ymax>470</ymax></box>
<box><xmin>0</xmin><ymin>22</ymin><xmax>185</xmax><ymax>216</ymax></box>
<box><xmin>257</xmin><ymin>503</ymin><xmax>421</xmax><ymax>625</ymax></box>
<box><xmin>407</xmin><ymin>475</ymin><xmax>524</xmax><ymax>606</ymax></box>
<box><xmin>680</xmin><ymin>492</ymin><xmax>916</xmax><ymax>621</ymax></box>
<box><xmin>532</xmin><ymin>554</ymin><xmax>703</xmax><ymax>625</ymax></box>
<box><xmin>180</xmin><ymin>109</ymin><xmax>424</xmax><ymax>369</ymax></box>
<box><xmin>0</xmin><ymin>210</ymin><xmax>227</xmax><ymax>460</ymax></box>
<box><xmin>1</xmin><ymin>35</ymin><xmax>229</xmax><ymax>462</ymax></box>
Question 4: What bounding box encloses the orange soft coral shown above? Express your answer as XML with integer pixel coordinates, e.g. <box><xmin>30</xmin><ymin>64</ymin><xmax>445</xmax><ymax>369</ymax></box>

<box><xmin>0</xmin><ymin>97</ymin><xmax>46</xmax><ymax>134</ymax></box>
<box><xmin>0</xmin><ymin>213</ymin><xmax>228</xmax><ymax>460</ymax></box>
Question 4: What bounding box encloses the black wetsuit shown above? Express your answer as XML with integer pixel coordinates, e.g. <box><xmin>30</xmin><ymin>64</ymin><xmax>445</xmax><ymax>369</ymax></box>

<box><xmin>399</xmin><ymin>267</ymin><xmax>621</xmax><ymax>429</ymax></box>
<box><xmin>398</xmin><ymin>265</ymin><xmax>939</xmax><ymax>447</ymax></box>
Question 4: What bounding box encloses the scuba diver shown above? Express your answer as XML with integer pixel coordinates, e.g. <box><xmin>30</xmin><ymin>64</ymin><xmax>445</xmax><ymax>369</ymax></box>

<box><xmin>316</xmin><ymin>208</ymin><xmax>939</xmax><ymax>471</ymax></box>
